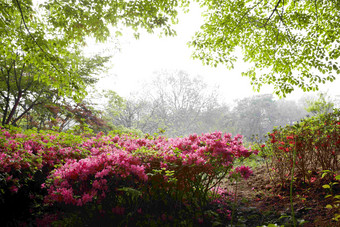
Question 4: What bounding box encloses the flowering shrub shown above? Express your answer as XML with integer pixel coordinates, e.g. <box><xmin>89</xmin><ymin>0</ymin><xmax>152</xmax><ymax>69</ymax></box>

<box><xmin>0</xmin><ymin>127</ymin><xmax>92</xmax><ymax>224</ymax></box>
<box><xmin>209</xmin><ymin>187</ymin><xmax>233</xmax><ymax>218</ymax></box>
<box><xmin>0</xmin><ymin>127</ymin><xmax>256</xmax><ymax>225</ymax></box>
<box><xmin>260</xmin><ymin>109</ymin><xmax>340</xmax><ymax>185</ymax></box>
<box><xmin>44</xmin><ymin>148</ymin><xmax>148</xmax><ymax>206</ymax></box>
<box><xmin>0</xmin><ymin>128</ymin><xmax>90</xmax><ymax>193</ymax></box>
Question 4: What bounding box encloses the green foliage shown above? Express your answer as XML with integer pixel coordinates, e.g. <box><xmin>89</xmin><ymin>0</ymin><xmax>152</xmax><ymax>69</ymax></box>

<box><xmin>0</xmin><ymin>54</ymin><xmax>109</xmax><ymax>126</ymax></box>
<box><xmin>39</xmin><ymin>0</ymin><xmax>186</xmax><ymax>42</ymax></box>
<box><xmin>191</xmin><ymin>0</ymin><xmax>340</xmax><ymax>97</ymax></box>
<box><xmin>305</xmin><ymin>92</ymin><xmax>335</xmax><ymax>115</ymax></box>
<box><xmin>103</xmin><ymin>90</ymin><xmax>126</xmax><ymax>117</ymax></box>
<box><xmin>1</xmin><ymin>0</ymin><xmax>188</xmax><ymax>128</ymax></box>
<box><xmin>1</xmin><ymin>0</ymin><xmax>87</xmax><ymax>100</ymax></box>
<box><xmin>322</xmin><ymin>171</ymin><xmax>340</xmax><ymax>222</ymax></box>
<box><xmin>257</xmin><ymin>109</ymin><xmax>340</xmax><ymax>227</ymax></box>
<box><xmin>1</xmin><ymin>0</ymin><xmax>110</xmax><ymax>128</ymax></box>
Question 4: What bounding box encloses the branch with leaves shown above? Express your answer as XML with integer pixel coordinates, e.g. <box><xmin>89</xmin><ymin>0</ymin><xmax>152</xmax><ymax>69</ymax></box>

<box><xmin>191</xmin><ymin>0</ymin><xmax>340</xmax><ymax>97</ymax></box>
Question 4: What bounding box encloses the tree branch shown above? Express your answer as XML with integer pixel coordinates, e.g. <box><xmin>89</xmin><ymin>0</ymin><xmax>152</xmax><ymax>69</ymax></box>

<box><xmin>262</xmin><ymin>0</ymin><xmax>282</xmax><ymax>27</ymax></box>
<box><xmin>15</xmin><ymin>0</ymin><xmax>65</xmax><ymax>76</ymax></box>
<box><xmin>274</xmin><ymin>7</ymin><xmax>294</xmax><ymax>45</ymax></box>
<box><xmin>12</xmin><ymin>101</ymin><xmax>41</xmax><ymax>126</ymax></box>
<box><xmin>1</xmin><ymin>60</ymin><xmax>14</xmax><ymax>126</ymax></box>
<box><xmin>230</xmin><ymin>0</ymin><xmax>264</xmax><ymax>34</ymax></box>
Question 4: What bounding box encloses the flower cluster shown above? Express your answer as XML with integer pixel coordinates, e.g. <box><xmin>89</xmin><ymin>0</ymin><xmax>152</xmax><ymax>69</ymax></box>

<box><xmin>232</xmin><ymin>166</ymin><xmax>253</xmax><ymax>180</ymax></box>
<box><xmin>0</xmin><ymin>128</ymin><xmax>89</xmax><ymax>193</ymax></box>
<box><xmin>0</xmin><ymin>128</ymin><xmax>257</xmax><ymax>225</ymax></box>
<box><xmin>42</xmin><ymin>131</ymin><xmax>256</xmax><ymax>206</ymax></box>
<box><xmin>44</xmin><ymin>148</ymin><xmax>147</xmax><ymax>206</ymax></box>
<box><xmin>209</xmin><ymin>187</ymin><xmax>233</xmax><ymax>220</ymax></box>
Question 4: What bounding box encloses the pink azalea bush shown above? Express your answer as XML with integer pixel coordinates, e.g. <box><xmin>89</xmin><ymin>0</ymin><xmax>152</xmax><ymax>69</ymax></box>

<box><xmin>0</xmin><ymin>127</ymin><xmax>90</xmax><ymax>224</ymax></box>
<box><xmin>44</xmin><ymin>147</ymin><xmax>148</xmax><ymax>206</ymax></box>
<box><xmin>0</xmin><ymin>128</ymin><xmax>90</xmax><ymax>194</ymax></box>
<box><xmin>0</xmin><ymin>127</ymin><xmax>257</xmax><ymax>226</ymax></box>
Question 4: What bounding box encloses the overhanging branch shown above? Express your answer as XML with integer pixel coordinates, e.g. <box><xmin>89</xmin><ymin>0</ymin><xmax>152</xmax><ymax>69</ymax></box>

<box><xmin>262</xmin><ymin>0</ymin><xmax>282</xmax><ymax>27</ymax></box>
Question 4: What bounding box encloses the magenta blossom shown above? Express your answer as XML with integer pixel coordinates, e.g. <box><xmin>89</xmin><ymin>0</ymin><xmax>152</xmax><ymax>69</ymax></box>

<box><xmin>233</xmin><ymin>166</ymin><xmax>253</xmax><ymax>180</ymax></box>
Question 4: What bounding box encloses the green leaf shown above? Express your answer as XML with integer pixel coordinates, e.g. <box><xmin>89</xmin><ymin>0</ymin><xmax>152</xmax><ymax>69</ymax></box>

<box><xmin>322</xmin><ymin>184</ymin><xmax>331</xmax><ymax>189</ymax></box>
<box><xmin>326</xmin><ymin>204</ymin><xmax>333</xmax><ymax>209</ymax></box>
<box><xmin>333</xmin><ymin>214</ymin><xmax>340</xmax><ymax>221</ymax></box>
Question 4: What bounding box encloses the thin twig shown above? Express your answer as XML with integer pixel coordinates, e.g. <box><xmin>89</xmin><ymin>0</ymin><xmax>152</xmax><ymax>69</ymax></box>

<box><xmin>230</xmin><ymin>0</ymin><xmax>265</xmax><ymax>34</ymax></box>
<box><xmin>262</xmin><ymin>0</ymin><xmax>282</xmax><ymax>27</ymax></box>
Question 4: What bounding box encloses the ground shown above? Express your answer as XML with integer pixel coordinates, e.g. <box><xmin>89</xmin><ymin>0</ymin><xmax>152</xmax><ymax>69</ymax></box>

<box><xmin>223</xmin><ymin>163</ymin><xmax>340</xmax><ymax>226</ymax></box>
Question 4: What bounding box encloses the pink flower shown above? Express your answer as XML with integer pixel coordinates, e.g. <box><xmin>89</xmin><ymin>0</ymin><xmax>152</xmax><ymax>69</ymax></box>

<box><xmin>160</xmin><ymin>162</ymin><xmax>168</xmax><ymax>169</ymax></box>
<box><xmin>82</xmin><ymin>193</ymin><xmax>93</xmax><ymax>205</ymax></box>
<box><xmin>10</xmin><ymin>185</ymin><xmax>18</xmax><ymax>193</ymax></box>
<box><xmin>6</xmin><ymin>175</ymin><xmax>12</xmax><ymax>181</ymax></box>
<box><xmin>4</xmin><ymin>131</ymin><xmax>11</xmax><ymax>138</ymax></box>
<box><xmin>95</xmin><ymin>168</ymin><xmax>110</xmax><ymax>178</ymax></box>
<box><xmin>59</xmin><ymin>188</ymin><xmax>75</xmax><ymax>205</ymax></box>
<box><xmin>35</xmin><ymin>213</ymin><xmax>59</xmax><ymax>227</ymax></box>
<box><xmin>310</xmin><ymin>177</ymin><xmax>316</xmax><ymax>183</ymax></box>
<box><xmin>234</xmin><ymin>166</ymin><xmax>253</xmax><ymax>180</ymax></box>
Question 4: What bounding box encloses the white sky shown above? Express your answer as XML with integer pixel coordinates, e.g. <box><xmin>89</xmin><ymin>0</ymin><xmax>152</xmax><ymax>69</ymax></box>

<box><xmin>94</xmin><ymin>3</ymin><xmax>340</xmax><ymax>104</ymax></box>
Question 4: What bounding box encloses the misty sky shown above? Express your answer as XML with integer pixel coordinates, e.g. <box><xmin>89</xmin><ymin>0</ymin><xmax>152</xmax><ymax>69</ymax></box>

<box><xmin>90</xmin><ymin>3</ymin><xmax>340</xmax><ymax>104</ymax></box>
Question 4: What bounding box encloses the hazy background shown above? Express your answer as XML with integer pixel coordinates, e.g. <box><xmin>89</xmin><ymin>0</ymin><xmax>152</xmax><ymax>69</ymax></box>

<box><xmin>86</xmin><ymin>2</ymin><xmax>340</xmax><ymax>104</ymax></box>
<box><xmin>79</xmin><ymin>3</ymin><xmax>340</xmax><ymax>141</ymax></box>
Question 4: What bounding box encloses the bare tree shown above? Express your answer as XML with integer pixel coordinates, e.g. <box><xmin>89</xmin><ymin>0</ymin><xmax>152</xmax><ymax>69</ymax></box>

<box><xmin>104</xmin><ymin>70</ymin><xmax>227</xmax><ymax>137</ymax></box>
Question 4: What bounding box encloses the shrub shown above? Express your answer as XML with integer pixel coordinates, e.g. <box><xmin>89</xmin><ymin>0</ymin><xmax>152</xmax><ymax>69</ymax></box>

<box><xmin>261</xmin><ymin>109</ymin><xmax>340</xmax><ymax>185</ymax></box>
<box><xmin>0</xmin><ymin>128</ymin><xmax>257</xmax><ymax>226</ymax></box>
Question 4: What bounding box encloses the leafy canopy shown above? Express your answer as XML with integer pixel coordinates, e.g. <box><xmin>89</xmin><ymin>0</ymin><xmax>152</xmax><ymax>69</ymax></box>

<box><xmin>1</xmin><ymin>0</ymin><xmax>188</xmax><ymax>101</ymax></box>
<box><xmin>190</xmin><ymin>0</ymin><xmax>340</xmax><ymax>97</ymax></box>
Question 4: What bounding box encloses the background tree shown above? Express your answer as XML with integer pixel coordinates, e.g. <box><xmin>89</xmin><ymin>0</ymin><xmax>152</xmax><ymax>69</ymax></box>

<box><xmin>275</xmin><ymin>99</ymin><xmax>308</xmax><ymax>126</ymax></box>
<box><xmin>304</xmin><ymin>92</ymin><xmax>336</xmax><ymax>116</ymax></box>
<box><xmin>226</xmin><ymin>94</ymin><xmax>308</xmax><ymax>141</ymax></box>
<box><xmin>147</xmin><ymin>70</ymin><xmax>220</xmax><ymax>136</ymax></box>
<box><xmin>191</xmin><ymin>0</ymin><xmax>340</xmax><ymax>97</ymax></box>
<box><xmin>227</xmin><ymin>94</ymin><xmax>279</xmax><ymax>140</ymax></box>
<box><xmin>195</xmin><ymin>104</ymin><xmax>230</xmax><ymax>135</ymax></box>
<box><xmin>104</xmin><ymin>70</ymin><xmax>229</xmax><ymax>137</ymax></box>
